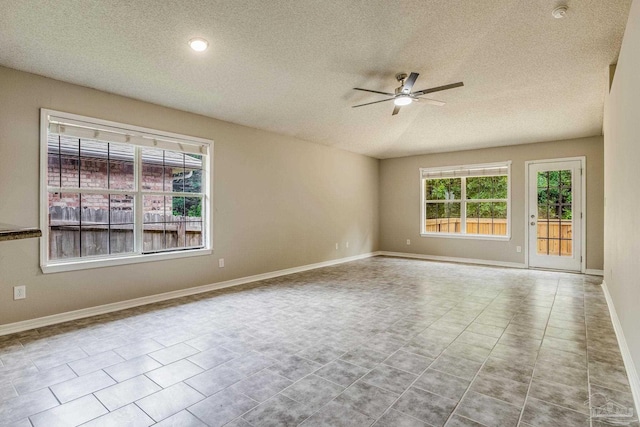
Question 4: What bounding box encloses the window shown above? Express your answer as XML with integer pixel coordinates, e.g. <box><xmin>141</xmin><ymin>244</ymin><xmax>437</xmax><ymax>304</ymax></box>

<box><xmin>421</xmin><ymin>162</ymin><xmax>510</xmax><ymax>239</ymax></box>
<box><xmin>40</xmin><ymin>110</ymin><xmax>212</xmax><ymax>273</ymax></box>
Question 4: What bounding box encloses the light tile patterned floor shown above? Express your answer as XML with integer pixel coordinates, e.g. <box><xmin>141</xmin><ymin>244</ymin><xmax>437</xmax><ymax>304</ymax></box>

<box><xmin>0</xmin><ymin>256</ymin><xmax>637</xmax><ymax>426</ymax></box>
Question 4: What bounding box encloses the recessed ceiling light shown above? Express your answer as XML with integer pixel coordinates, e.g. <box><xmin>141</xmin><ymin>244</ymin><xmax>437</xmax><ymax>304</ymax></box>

<box><xmin>552</xmin><ymin>6</ymin><xmax>568</xmax><ymax>19</ymax></box>
<box><xmin>394</xmin><ymin>96</ymin><xmax>413</xmax><ymax>106</ymax></box>
<box><xmin>189</xmin><ymin>38</ymin><xmax>209</xmax><ymax>52</ymax></box>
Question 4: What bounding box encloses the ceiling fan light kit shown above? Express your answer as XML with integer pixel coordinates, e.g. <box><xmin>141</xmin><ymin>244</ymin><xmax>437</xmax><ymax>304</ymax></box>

<box><xmin>394</xmin><ymin>96</ymin><xmax>413</xmax><ymax>106</ymax></box>
<box><xmin>352</xmin><ymin>71</ymin><xmax>464</xmax><ymax>115</ymax></box>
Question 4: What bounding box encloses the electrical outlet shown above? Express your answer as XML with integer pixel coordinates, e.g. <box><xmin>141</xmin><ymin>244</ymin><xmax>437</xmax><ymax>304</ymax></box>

<box><xmin>346</xmin><ymin>241</ymin><xmax>349</xmax><ymax>248</ymax></box>
<box><xmin>406</xmin><ymin>239</ymin><xmax>411</xmax><ymax>245</ymax></box>
<box><xmin>14</xmin><ymin>286</ymin><xmax>26</xmax><ymax>300</ymax></box>
<box><xmin>516</xmin><ymin>246</ymin><xmax>522</xmax><ymax>253</ymax></box>
<box><xmin>335</xmin><ymin>243</ymin><xmax>339</xmax><ymax>250</ymax></box>
<box><xmin>218</xmin><ymin>258</ymin><xmax>225</xmax><ymax>268</ymax></box>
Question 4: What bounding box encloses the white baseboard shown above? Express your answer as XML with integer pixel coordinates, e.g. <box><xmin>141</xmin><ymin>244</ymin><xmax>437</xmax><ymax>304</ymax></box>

<box><xmin>586</xmin><ymin>269</ymin><xmax>605</xmax><ymax>276</ymax></box>
<box><xmin>601</xmin><ymin>280</ymin><xmax>640</xmax><ymax>415</ymax></box>
<box><xmin>378</xmin><ymin>251</ymin><xmax>527</xmax><ymax>269</ymax></box>
<box><xmin>0</xmin><ymin>251</ymin><xmax>382</xmax><ymax>337</ymax></box>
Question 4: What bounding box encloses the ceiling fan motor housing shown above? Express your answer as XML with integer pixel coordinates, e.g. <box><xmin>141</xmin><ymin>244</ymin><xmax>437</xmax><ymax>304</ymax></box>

<box><xmin>395</xmin><ymin>72</ymin><xmax>408</xmax><ymax>82</ymax></box>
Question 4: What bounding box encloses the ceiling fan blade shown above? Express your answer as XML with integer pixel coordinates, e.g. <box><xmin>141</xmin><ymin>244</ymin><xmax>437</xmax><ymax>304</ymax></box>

<box><xmin>417</xmin><ymin>98</ymin><xmax>446</xmax><ymax>106</ymax></box>
<box><xmin>353</xmin><ymin>88</ymin><xmax>395</xmax><ymax>96</ymax></box>
<box><xmin>392</xmin><ymin>105</ymin><xmax>401</xmax><ymax>115</ymax></box>
<box><xmin>352</xmin><ymin>98</ymin><xmax>395</xmax><ymax>108</ymax></box>
<box><xmin>402</xmin><ymin>72</ymin><xmax>419</xmax><ymax>94</ymax></box>
<box><xmin>414</xmin><ymin>82</ymin><xmax>464</xmax><ymax>96</ymax></box>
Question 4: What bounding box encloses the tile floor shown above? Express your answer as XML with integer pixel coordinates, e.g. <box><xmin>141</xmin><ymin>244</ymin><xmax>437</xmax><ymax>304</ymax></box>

<box><xmin>0</xmin><ymin>256</ymin><xmax>637</xmax><ymax>427</ymax></box>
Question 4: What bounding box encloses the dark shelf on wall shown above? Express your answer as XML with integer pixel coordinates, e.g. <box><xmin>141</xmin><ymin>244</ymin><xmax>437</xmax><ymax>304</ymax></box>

<box><xmin>0</xmin><ymin>223</ymin><xmax>42</xmax><ymax>242</ymax></box>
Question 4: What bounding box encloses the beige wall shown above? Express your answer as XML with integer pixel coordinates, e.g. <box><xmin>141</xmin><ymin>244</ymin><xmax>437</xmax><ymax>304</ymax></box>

<box><xmin>604</xmin><ymin>0</ymin><xmax>640</xmax><ymax>385</ymax></box>
<box><xmin>0</xmin><ymin>66</ymin><xmax>380</xmax><ymax>325</ymax></box>
<box><xmin>379</xmin><ymin>137</ymin><xmax>604</xmax><ymax>269</ymax></box>
<box><xmin>0</xmin><ymin>63</ymin><xmax>611</xmax><ymax>329</ymax></box>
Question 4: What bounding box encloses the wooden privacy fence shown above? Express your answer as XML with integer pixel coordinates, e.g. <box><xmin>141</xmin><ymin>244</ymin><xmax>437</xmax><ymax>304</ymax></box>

<box><xmin>425</xmin><ymin>218</ymin><xmax>508</xmax><ymax>235</ymax></box>
<box><xmin>425</xmin><ymin>218</ymin><xmax>574</xmax><ymax>256</ymax></box>
<box><xmin>48</xmin><ymin>207</ymin><xmax>202</xmax><ymax>259</ymax></box>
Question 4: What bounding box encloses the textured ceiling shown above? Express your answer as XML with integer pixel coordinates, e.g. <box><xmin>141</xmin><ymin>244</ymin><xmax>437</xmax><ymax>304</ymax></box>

<box><xmin>0</xmin><ymin>0</ymin><xmax>632</xmax><ymax>158</ymax></box>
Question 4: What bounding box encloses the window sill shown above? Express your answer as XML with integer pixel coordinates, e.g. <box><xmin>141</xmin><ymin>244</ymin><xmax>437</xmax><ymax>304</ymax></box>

<box><xmin>41</xmin><ymin>248</ymin><xmax>212</xmax><ymax>274</ymax></box>
<box><xmin>420</xmin><ymin>233</ymin><xmax>511</xmax><ymax>241</ymax></box>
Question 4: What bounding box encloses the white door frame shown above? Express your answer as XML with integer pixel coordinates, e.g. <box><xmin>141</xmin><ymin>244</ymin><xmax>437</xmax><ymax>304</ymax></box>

<box><xmin>524</xmin><ymin>156</ymin><xmax>586</xmax><ymax>273</ymax></box>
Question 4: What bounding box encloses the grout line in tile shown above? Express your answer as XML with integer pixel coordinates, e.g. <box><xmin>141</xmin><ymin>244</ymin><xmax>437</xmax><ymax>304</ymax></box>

<box><xmin>515</xmin><ymin>278</ymin><xmax>558</xmax><ymax>427</ymax></box>
<box><xmin>584</xmin><ymin>280</ymin><xmax>594</xmax><ymax>427</ymax></box>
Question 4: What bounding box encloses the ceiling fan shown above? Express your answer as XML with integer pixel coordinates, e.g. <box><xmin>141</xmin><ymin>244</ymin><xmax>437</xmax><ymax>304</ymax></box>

<box><xmin>352</xmin><ymin>72</ymin><xmax>464</xmax><ymax>115</ymax></box>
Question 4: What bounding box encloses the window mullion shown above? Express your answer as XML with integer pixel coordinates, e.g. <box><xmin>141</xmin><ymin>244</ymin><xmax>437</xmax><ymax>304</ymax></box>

<box><xmin>134</xmin><ymin>146</ymin><xmax>144</xmax><ymax>254</ymax></box>
<box><xmin>47</xmin><ymin>188</ymin><xmax>132</xmax><ymax>195</ymax></box>
<box><xmin>461</xmin><ymin>177</ymin><xmax>467</xmax><ymax>234</ymax></box>
<box><xmin>465</xmin><ymin>198</ymin><xmax>507</xmax><ymax>203</ymax></box>
<box><xmin>140</xmin><ymin>191</ymin><xmax>204</xmax><ymax>198</ymax></box>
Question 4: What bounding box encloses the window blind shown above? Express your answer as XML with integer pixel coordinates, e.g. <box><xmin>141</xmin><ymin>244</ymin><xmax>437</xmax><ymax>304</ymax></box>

<box><xmin>48</xmin><ymin>116</ymin><xmax>209</xmax><ymax>156</ymax></box>
<box><xmin>421</xmin><ymin>163</ymin><xmax>510</xmax><ymax>179</ymax></box>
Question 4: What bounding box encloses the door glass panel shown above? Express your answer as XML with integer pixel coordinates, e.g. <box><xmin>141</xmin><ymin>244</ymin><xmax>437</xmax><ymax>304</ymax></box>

<box><xmin>560</xmin><ymin>187</ymin><xmax>572</xmax><ymax>205</ymax></box>
<box><xmin>559</xmin><ymin>169</ymin><xmax>572</xmax><ymax>256</ymax></box>
<box><xmin>537</xmin><ymin>204</ymin><xmax>547</xmax><ymax>219</ymax></box>
<box><xmin>537</xmin><ymin>179</ymin><xmax>549</xmax><ymax>255</ymax></box>
<box><xmin>536</xmin><ymin>169</ymin><xmax>572</xmax><ymax>257</ymax></box>
<box><xmin>537</xmin><ymin>238</ymin><xmax>549</xmax><ymax>255</ymax></box>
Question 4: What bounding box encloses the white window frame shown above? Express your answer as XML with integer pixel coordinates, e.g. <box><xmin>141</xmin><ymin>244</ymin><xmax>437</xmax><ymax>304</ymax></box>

<box><xmin>420</xmin><ymin>161</ymin><xmax>511</xmax><ymax>241</ymax></box>
<box><xmin>40</xmin><ymin>109</ymin><xmax>213</xmax><ymax>274</ymax></box>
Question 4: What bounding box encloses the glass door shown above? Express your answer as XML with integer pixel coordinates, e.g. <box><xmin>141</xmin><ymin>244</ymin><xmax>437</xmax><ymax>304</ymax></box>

<box><xmin>528</xmin><ymin>160</ymin><xmax>582</xmax><ymax>272</ymax></box>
